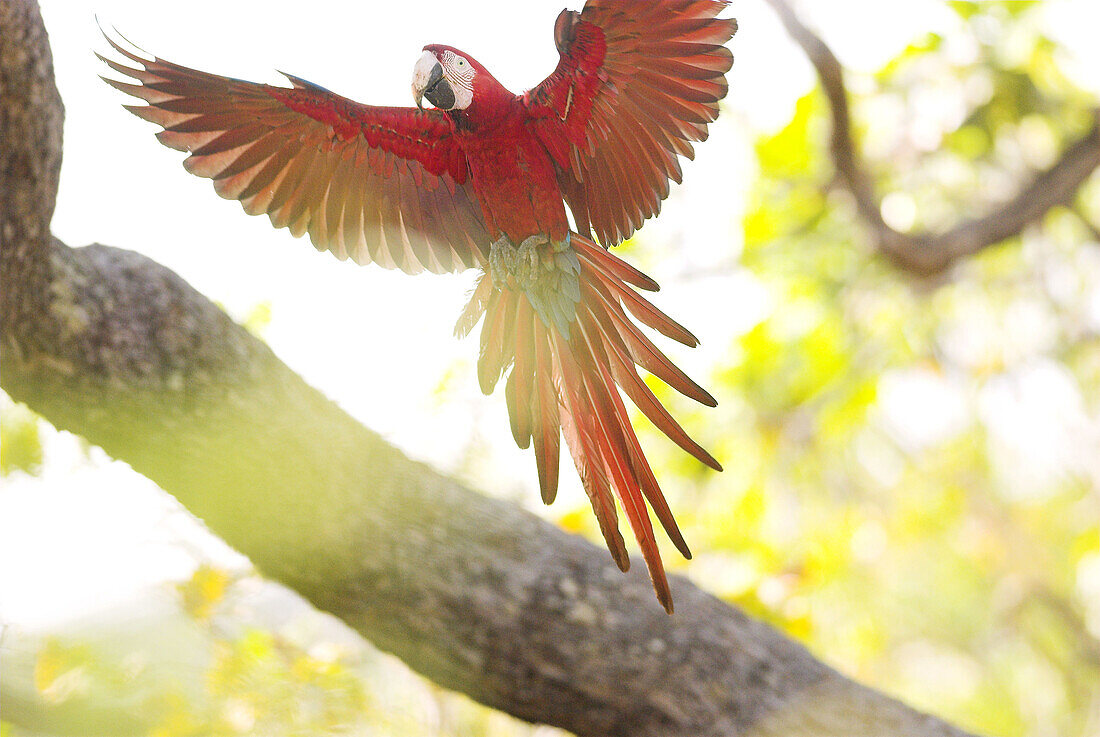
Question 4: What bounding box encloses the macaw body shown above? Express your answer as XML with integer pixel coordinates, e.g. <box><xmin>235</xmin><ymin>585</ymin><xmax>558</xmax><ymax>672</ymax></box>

<box><xmin>457</xmin><ymin>110</ymin><xmax>568</xmax><ymax>245</ymax></box>
<box><xmin>101</xmin><ymin>0</ymin><xmax>737</xmax><ymax>612</ymax></box>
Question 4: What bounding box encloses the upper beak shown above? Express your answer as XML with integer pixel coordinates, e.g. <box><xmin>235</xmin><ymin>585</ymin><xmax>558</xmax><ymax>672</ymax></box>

<box><xmin>412</xmin><ymin>51</ymin><xmax>444</xmax><ymax>111</ymax></box>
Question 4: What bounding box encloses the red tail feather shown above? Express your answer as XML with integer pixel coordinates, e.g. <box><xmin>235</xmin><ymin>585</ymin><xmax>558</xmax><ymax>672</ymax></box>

<box><xmin>576</xmin><ymin>312</ymin><xmax>692</xmax><ymax>559</ymax></box>
<box><xmin>475</xmin><ymin>232</ymin><xmax>719</xmax><ymax>612</ymax></box>
<box><xmin>571</xmin><ymin>234</ymin><xmax>660</xmax><ymax>292</ymax></box>
<box><xmin>532</xmin><ymin>325</ymin><xmax>561</xmax><ymax>504</ymax></box>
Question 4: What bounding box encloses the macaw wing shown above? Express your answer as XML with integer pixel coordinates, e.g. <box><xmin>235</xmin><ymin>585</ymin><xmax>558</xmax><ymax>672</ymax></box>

<box><xmin>524</xmin><ymin>1</ymin><xmax>736</xmax><ymax>246</ymax></box>
<box><xmin>99</xmin><ymin>32</ymin><xmax>490</xmax><ymax>274</ymax></box>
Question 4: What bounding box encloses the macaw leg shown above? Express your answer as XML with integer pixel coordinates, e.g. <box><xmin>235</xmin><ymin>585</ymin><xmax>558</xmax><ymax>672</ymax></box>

<box><xmin>488</xmin><ymin>234</ymin><xmax>549</xmax><ymax>289</ymax></box>
<box><xmin>487</xmin><ymin>235</ymin><xmax>513</xmax><ymax>289</ymax></box>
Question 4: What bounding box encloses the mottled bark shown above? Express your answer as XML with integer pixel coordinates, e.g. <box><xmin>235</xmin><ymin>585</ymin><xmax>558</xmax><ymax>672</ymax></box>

<box><xmin>1</xmin><ymin>2</ymin><xmax>981</xmax><ymax>735</ymax></box>
<box><xmin>0</xmin><ymin>0</ymin><xmax>62</xmax><ymax>347</ymax></box>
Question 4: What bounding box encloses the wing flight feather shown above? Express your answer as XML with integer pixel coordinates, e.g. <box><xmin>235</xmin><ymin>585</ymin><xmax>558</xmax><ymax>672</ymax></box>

<box><xmin>100</xmin><ymin>30</ymin><xmax>490</xmax><ymax>274</ymax></box>
<box><xmin>525</xmin><ymin>0</ymin><xmax>736</xmax><ymax>246</ymax></box>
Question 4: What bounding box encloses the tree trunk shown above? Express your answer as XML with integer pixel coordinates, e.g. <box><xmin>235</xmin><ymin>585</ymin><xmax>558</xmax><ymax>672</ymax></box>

<box><xmin>1</xmin><ymin>2</ymin><xmax>980</xmax><ymax>735</ymax></box>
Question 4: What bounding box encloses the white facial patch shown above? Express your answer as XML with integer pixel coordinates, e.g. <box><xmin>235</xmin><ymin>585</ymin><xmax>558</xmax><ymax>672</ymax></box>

<box><xmin>440</xmin><ymin>49</ymin><xmax>476</xmax><ymax>110</ymax></box>
<box><xmin>412</xmin><ymin>51</ymin><xmax>440</xmax><ymax>104</ymax></box>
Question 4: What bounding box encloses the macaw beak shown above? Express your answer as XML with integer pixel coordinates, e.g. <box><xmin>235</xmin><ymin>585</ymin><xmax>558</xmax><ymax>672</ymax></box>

<box><xmin>412</xmin><ymin>50</ymin><xmax>453</xmax><ymax>111</ymax></box>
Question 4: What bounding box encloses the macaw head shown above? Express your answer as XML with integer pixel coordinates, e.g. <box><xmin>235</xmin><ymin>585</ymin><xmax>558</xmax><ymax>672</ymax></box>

<box><xmin>412</xmin><ymin>45</ymin><xmax>508</xmax><ymax>115</ymax></box>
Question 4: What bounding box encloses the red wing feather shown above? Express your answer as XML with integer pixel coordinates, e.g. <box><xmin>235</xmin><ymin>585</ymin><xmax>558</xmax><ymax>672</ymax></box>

<box><xmin>99</xmin><ymin>30</ymin><xmax>490</xmax><ymax>275</ymax></box>
<box><xmin>525</xmin><ymin>0</ymin><xmax>737</xmax><ymax>246</ymax></box>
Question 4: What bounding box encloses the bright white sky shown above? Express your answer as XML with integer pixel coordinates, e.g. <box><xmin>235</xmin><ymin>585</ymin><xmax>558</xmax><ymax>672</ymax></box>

<box><xmin>3</xmin><ymin>0</ymin><xmax>1098</xmax><ymax>631</ymax></box>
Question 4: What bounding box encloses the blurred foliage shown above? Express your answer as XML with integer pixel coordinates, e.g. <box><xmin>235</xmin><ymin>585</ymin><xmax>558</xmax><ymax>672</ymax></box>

<box><xmin>6</xmin><ymin>566</ymin><xmax>373</xmax><ymax>737</ymax></box>
<box><xmin>240</xmin><ymin>301</ymin><xmax>273</xmax><ymax>338</ymax></box>
<box><xmin>1</xmin><ymin>402</ymin><xmax>44</xmax><ymax>477</ymax></box>
<box><xmin>212</xmin><ymin>300</ymin><xmax>273</xmax><ymax>337</ymax></box>
<box><xmin>178</xmin><ymin>565</ymin><xmax>231</xmax><ymax>623</ymax></box>
<box><xmin>198</xmin><ymin>627</ymin><xmax>368</xmax><ymax>736</ymax></box>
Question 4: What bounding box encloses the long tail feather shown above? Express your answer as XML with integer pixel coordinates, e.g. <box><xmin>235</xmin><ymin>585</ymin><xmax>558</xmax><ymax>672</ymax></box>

<box><xmin>555</xmin><ymin>344</ymin><xmax>629</xmax><ymax>569</ymax></box>
<box><xmin>571</xmin><ymin>233</ymin><xmax>660</xmax><ymax>292</ymax></box>
<box><xmin>565</xmin><ymin>328</ymin><xmax>672</xmax><ymax>611</ymax></box>
<box><xmin>468</xmin><ymin>232</ymin><xmax>719</xmax><ymax>612</ymax></box>
<box><xmin>577</xmin><ymin>310</ymin><xmax>692</xmax><ymax>558</ymax></box>
<box><xmin>585</xmin><ymin>276</ymin><xmax>718</xmax><ymax>410</ymax></box>
<box><xmin>532</xmin><ymin>318</ymin><xmax>561</xmax><ymax>504</ymax></box>
<box><xmin>581</xmin><ymin>296</ymin><xmax>722</xmax><ymax>471</ymax></box>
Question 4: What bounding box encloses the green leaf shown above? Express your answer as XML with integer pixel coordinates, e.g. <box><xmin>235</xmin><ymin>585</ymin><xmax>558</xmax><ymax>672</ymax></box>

<box><xmin>0</xmin><ymin>401</ymin><xmax>43</xmax><ymax>477</ymax></box>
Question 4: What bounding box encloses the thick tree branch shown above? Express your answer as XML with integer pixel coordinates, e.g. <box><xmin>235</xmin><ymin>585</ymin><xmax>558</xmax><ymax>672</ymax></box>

<box><xmin>2</xmin><ymin>3</ymin><xmax>981</xmax><ymax>735</ymax></box>
<box><xmin>2</xmin><ymin>241</ymin><xmax>985</xmax><ymax>737</ymax></box>
<box><xmin>1</xmin><ymin>0</ymin><xmax>62</xmax><ymax>347</ymax></box>
<box><xmin>767</xmin><ymin>0</ymin><xmax>1100</xmax><ymax>276</ymax></box>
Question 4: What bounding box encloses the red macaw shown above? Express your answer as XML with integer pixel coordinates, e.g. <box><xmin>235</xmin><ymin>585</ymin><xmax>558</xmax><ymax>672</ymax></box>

<box><xmin>100</xmin><ymin>0</ymin><xmax>736</xmax><ymax>613</ymax></box>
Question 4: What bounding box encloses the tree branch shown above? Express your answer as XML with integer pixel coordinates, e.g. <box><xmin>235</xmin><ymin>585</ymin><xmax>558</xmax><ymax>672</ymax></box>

<box><xmin>2</xmin><ymin>3</ymin><xmax>981</xmax><ymax>735</ymax></box>
<box><xmin>766</xmin><ymin>0</ymin><xmax>1100</xmax><ymax>276</ymax></box>
<box><xmin>1</xmin><ymin>0</ymin><xmax>63</xmax><ymax>347</ymax></box>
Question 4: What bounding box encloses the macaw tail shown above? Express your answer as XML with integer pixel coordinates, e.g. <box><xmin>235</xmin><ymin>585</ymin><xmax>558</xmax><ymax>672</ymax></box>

<box><xmin>458</xmin><ymin>233</ymin><xmax>720</xmax><ymax>613</ymax></box>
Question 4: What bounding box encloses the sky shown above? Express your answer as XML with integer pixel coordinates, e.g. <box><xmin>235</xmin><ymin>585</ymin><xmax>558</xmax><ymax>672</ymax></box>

<box><xmin>3</xmin><ymin>0</ymin><xmax>1099</xmax><ymax>635</ymax></box>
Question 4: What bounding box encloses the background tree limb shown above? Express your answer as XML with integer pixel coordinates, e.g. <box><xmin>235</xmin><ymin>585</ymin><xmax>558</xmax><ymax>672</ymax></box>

<box><xmin>2</xmin><ymin>2</ymin><xmax>981</xmax><ymax>735</ymax></box>
<box><xmin>766</xmin><ymin>0</ymin><xmax>1100</xmax><ymax>276</ymax></box>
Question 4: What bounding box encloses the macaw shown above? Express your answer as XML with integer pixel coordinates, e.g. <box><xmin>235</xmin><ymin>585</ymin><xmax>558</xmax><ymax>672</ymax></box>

<box><xmin>100</xmin><ymin>0</ymin><xmax>736</xmax><ymax>613</ymax></box>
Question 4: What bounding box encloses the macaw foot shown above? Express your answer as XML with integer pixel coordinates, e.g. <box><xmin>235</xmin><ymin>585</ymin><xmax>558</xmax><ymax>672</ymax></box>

<box><xmin>488</xmin><ymin>234</ymin><xmax>582</xmax><ymax>336</ymax></box>
<box><xmin>489</xmin><ymin>234</ymin><xmax>549</xmax><ymax>291</ymax></box>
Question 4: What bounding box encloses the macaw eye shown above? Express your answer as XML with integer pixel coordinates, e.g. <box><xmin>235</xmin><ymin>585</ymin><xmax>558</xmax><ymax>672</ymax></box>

<box><xmin>457</xmin><ymin>59</ymin><xmax>466</xmax><ymax>67</ymax></box>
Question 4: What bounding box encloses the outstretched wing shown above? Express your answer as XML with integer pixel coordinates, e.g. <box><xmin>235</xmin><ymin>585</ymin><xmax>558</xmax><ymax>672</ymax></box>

<box><xmin>99</xmin><ymin>32</ymin><xmax>491</xmax><ymax>274</ymax></box>
<box><xmin>524</xmin><ymin>1</ymin><xmax>736</xmax><ymax>246</ymax></box>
